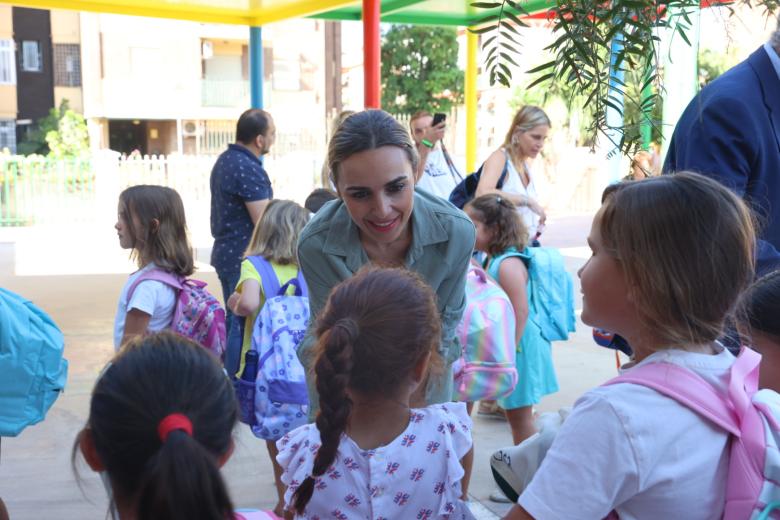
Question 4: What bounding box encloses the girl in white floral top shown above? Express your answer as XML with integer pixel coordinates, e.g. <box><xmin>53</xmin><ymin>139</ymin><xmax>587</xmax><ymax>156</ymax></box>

<box><xmin>277</xmin><ymin>267</ymin><xmax>474</xmax><ymax>520</ymax></box>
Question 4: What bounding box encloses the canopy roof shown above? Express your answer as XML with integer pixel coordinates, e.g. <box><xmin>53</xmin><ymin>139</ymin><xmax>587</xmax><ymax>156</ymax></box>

<box><xmin>0</xmin><ymin>0</ymin><xmax>552</xmax><ymax>26</ymax></box>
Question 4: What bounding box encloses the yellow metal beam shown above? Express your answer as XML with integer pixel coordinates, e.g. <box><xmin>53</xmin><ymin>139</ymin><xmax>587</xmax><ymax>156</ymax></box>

<box><xmin>252</xmin><ymin>0</ymin><xmax>358</xmax><ymax>25</ymax></box>
<box><xmin>465</xmin><ymin>28</ymin><xmax>478</xmax><ymax>174</ymax></box>
<box><xmin>0</xmin><ymin>0</ymin><xmax>359</xmax><ymax>26</ymax></box>
<box><xmin>0</xmin><ymin>0</ymin><xmax>251</xmax><ymax>24</ymax></box>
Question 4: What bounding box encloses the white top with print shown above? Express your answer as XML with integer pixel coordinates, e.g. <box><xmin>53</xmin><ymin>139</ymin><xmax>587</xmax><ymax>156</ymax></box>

<box><xmin>277</xmin><ymin>402</ymin><xmax>475</xmax><ymax>520</ymax></box>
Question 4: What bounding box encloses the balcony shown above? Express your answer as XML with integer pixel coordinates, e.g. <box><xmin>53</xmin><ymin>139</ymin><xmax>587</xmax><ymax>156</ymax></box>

<box><xmin>201</xmin><ymin>79</ymin><xmax>250</xmax><ymax>108</ymax></box>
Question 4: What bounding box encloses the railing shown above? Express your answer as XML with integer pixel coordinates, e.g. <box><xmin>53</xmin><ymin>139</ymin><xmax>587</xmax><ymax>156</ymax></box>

<box><xmin>0</xmin><ymin>152</ymin><xmax>322</xmax><ymax>229</ymax></box>
<box><xmin>201</xmin><ymin>79</ymin><xmax>250</xmax><ymax>108</ymax></box>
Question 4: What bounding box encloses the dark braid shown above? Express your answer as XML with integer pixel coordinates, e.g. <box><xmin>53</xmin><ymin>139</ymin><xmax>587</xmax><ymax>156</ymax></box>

<box><xmin>292</xmin><ymin>319</ymin><xmax>356</xmax><ymax>514</ymax></box>
<box><xmin>290</xmin><ymin>267</ymin><xmax>441</xmax><ymax>515</ymax></box>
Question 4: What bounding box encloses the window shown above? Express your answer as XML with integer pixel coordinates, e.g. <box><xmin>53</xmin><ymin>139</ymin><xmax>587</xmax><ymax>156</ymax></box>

<box><xmin>0</xmin><ymin>40</ymin><xmax>15</xmax><ymax>84</ymax></box>
<box><xmin>21</xmin><ymin>40</ymin><xmax>42</xmax><ymax>72</ymax></box>
<box><xmin>54</xmin><ymin>44</ymin><xmax>81</xmax><ymax>86</ymax></box>
<box><xmin>0</xmin><ymin>120</ymin><xmax>16</xmax><ymax>154</ymax></box>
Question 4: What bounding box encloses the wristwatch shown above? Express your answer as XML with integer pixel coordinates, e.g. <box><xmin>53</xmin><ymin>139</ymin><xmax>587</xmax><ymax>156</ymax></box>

<box><xmin>421</xmin><ymin>139</ymin><xmax>434</xmax><ymax>149</ymax></box>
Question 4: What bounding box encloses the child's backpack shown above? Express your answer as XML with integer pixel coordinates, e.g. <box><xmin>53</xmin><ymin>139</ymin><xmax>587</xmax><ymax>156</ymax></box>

<box><xmin>523</xmin><ymin>247</ymin><xmax>576</xmax><ymax>342</ymax></box>
<box><xmin>233</xmin><ymin>256</ymin><xmax>310</xmax><ymax>441</ymax></box>
<box><xmin>605</xmin><ymin>347</ymin><xmax>780</xmax><ymax>520</ymax></box>
<box><xmin>127</xmin><ymin>270</ymin><xmax>226</xmax><ymax>357</ymax></box>
<box><xmin>0</xmin><ymin>288</ymin><xmax>68</xmax><ymax>437</ymax></box>
<box><xmin>452</xmin><ymin>265</ymin><xmax>518</xmax><ymax>402</ymax></box>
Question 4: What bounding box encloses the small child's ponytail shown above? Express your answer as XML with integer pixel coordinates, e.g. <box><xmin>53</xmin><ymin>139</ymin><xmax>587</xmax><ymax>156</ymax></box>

<box><xmin>136</xmin><ymin>426</ymin><xmax>233</xmax><ymax>519</ymax></box>
<box><xmin>292</xmin><ymin>319</ymin><xmax>356</xmax><ymax>514</ymax></box>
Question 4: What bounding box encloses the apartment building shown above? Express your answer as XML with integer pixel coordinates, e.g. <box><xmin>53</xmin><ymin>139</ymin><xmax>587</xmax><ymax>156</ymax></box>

<box><xmin>0</xmin><ymin>6</ymin><xmax>83</xmax><ymax>153</ymax></box>
<box><xmin>0</xmin><ymin>7</ymin><xmax>333</xmax><ymax>156</ymax></box>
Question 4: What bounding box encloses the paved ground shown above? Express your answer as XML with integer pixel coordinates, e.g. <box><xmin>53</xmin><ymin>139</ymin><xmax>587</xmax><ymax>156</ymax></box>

<box><xmin>0</xmin><ymin>213</ymin><xmax>624</xmax><ymax>519</ymax></box>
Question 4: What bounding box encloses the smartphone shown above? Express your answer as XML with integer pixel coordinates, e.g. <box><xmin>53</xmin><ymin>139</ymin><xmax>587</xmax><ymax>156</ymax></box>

<box><xmin>432</xmin><ymin>112</ymin><xmax>447</xmax><ymax>126</ymax></box>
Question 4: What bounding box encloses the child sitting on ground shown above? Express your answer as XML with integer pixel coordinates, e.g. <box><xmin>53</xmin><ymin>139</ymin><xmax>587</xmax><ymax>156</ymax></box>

<box><xmin>277</xmin><ymin>267</ymin><xmax>475</xmax><ymax>519</ymax></box>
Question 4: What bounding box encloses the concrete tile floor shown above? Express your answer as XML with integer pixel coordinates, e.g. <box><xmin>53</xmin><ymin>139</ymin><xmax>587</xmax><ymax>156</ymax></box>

<box><xmin>0</xmin><ymin>214</ymin><xmax>621</xmax><ymax>519</ymax></box>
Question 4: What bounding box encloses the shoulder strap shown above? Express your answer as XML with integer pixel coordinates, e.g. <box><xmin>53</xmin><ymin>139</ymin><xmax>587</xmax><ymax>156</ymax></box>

<box><xmin>127</xmin><ymin>269</ymin><xmax>182</xmax><ymax>301</ymax></box>
<box><xmin>247</xmin><ymin>256</ymin><xmax>280</xmax><ymax>299</ymax></box>
<box><xmin>496</xmin><ymin>154</ymin><xmax>509</xmax><ymax>189</ymax></box>
<box><xmin>604</xmin><ymin>361</ymin><xmax>741</xmax><ymax>436</ymax></box>
<box><xmin>441</xmin><ymin>143</ymin><xmax>464</xmax><ymax>182</ymax></box>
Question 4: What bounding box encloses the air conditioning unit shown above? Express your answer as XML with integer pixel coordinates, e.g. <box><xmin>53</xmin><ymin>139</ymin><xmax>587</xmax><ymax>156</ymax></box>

<box><xmin>202</xmin><ymin>41</ymin><xmax>213</xmax><ymax>59</ymax></box>
<box><xmin>182</xmin><ymin>120</ymin><xmax>200</xmax><ymax>137</ymax></box>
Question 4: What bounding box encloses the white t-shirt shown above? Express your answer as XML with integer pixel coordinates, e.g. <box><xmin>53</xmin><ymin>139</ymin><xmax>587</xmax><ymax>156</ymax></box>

<box><xmin>416</xmin><ymin>146</ymin><xmax>462</xmax><ymax>200</ymax></box>
<box><xmin>113</xmin><ymin>262</ymin><xmax>177</xmax><ymax>350</ymax></box>
<box><xmin>501</xmin><ymin>152</ymin><xmax>540</xmax><ymax>238</ymax></box>
<box><xmin>519</xmin><ymin>346</ymin><xmax>734</xmax><ymax>520</ymax></box>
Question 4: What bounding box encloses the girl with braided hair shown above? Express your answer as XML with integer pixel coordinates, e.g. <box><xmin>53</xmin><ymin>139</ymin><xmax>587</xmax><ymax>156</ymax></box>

<box><xmin>276</xmin><ymin>267</ymin><xmax>475</xmax><ymax>519</ymax></box>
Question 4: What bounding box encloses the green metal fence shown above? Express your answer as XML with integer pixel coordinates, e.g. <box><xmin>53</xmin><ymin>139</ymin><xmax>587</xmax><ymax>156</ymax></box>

<box><xmin>0</xmin><ymin>157</ymin><xmax>95</xmax><ymax>226</ymax></box>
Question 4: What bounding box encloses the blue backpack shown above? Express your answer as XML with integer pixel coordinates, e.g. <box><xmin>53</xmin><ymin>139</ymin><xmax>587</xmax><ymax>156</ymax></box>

<box><xmin>0</xmin><ymin>288</ymin><xmax>68</xmax><ymax>437</ymax></box>
<box><xmin>524</xmin><ymin>247</ymin><xmax>576</xmax><ymax>342</ymax></box>
<box><xmin>234</xmin><ymin>257</ymin><xmax>310</xmax><ymax>441</ymax></box>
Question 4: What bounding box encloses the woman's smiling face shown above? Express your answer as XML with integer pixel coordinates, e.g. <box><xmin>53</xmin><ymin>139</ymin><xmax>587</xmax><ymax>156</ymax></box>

<box><xmin>335</xmin><ymin>145</ymin><xmax>415</xmax><ymax>249</ymax></box>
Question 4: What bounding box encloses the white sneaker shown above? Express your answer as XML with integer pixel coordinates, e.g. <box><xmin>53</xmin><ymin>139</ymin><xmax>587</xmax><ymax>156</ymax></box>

<box><xmin>490</xmin><ymin>408</ymin><xmax>571</xmax><ymax>502</ymax></box>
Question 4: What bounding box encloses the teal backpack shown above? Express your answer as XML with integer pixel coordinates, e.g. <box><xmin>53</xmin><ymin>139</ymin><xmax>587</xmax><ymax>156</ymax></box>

<box><xmin>0</xmin><ymin>288</ymin><xmax>68</xmax><ymax>437</ymax></box>
<box><xmin>524</xmin><ymin>247</ymin><xmax>576</xmax><ymax>342</ymax></box>
<box><xmin>491</xmin><ymin>247</ymin><xmax>576</xmax><ymax>342</ymax></box>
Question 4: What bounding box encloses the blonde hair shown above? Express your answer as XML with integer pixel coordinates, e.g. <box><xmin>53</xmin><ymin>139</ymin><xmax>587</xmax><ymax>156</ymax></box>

<box><xmin>244</xmin><ymin>200</ymin><xmax>309</xmax><ymax>264</ymax></box>
<box><xmin>503</xmin><ymin>105</ymin><xmax>551</xmax><ymax>149</ymax></box>
<box><xmin>599</xmin><ymin>172</ymin><xmax>755</xmax><ymax>348</ymax></box>
<box><xmin>118</xmin><ymin>185</ymin><xmax>194</xmax><ymax>276</ymax></box>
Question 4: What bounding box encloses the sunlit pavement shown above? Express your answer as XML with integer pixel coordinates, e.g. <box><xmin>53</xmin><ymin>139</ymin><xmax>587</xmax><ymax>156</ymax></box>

<box><xmin>0</xmin><ymin>213</ymin><xmax>624</xmax><ymax>519</ymax></box>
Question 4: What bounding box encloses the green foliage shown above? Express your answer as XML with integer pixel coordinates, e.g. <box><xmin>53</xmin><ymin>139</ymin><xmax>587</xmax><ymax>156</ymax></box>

<box><xmin>472</xmin><ymin>0</ymin><xmax>778</xmax><ymax>156</ymax></box>
<box><xmin>16</xmin><ymin>100</ymin><xmax>89</xmax><ymax>158</ymax></box>
<box><xmin>698</xmin><ymin>47</ymin><xmax>740</xmax><ymax>87</ymax></box>
<box><xmin>381</xmin><ymin>24</ymin><xmax>464</xmax><ymax>114</ymax></box>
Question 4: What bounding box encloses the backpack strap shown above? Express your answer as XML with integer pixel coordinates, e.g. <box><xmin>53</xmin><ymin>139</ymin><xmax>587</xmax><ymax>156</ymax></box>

<box><xmin>604</xmin><ymin>360</ymin><xmax>741</xmax><ymax>436</ymax></box>
<box><xmin>727</xmin><ymin>346</ymin><xmax>761</xmax><ymax>420</ymax></box>
<box><xmin>127</xmin><ymin>269</ymin><xmax>182</xmax><ymax>301</ymax></box>
<box><xmin>246</xmin><ymin>256</ymin><xmax>280</xmax><ymax>299</ymax></box>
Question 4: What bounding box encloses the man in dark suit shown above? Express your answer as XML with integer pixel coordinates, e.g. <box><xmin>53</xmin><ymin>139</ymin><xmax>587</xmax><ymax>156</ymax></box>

<box><xmin>664</xmin><ymin>19</ymin><xmax>780</xmax><ymax>274</ymax></box>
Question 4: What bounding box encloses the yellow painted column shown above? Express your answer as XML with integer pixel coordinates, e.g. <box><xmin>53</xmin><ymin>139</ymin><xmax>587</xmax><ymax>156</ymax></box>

<box><xmin>465</xmin><ymin>28</ymin><xmax>478</xmax><ymax>174</ymax></box>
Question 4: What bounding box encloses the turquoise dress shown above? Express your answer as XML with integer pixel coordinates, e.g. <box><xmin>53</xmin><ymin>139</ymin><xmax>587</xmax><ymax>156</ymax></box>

<box><xmin>487</xmin><ymin>247</ymin><xmax>559</xmax><ymax>409</ymax></box>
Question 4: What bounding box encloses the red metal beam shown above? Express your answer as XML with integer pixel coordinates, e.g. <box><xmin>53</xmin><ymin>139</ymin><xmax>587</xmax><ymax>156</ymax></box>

<box><xmin>363</xmin><ymin>0</ymin><xmax>381</xmax><ymax>108</ymax></box>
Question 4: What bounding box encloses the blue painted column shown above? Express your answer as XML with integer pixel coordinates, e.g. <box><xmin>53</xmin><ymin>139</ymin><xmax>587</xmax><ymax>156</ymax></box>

<box><xmin>250</xmin><ymin>26</ymin><xmax>264</xmax><ymax>109</ymax></box>
<box><xmin>605</xmin><ymin>31</ymin><xmax>626</xmax><ymax>183</ymax></box>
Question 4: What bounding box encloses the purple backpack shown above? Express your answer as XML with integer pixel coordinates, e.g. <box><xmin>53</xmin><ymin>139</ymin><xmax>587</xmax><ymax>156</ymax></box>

<box><xmin>605</xmin><ymin>347</ymin><xmax>780</xmax><ymax>519</ymax></box>
<box><xmin>127</xmin><ymin>269</ymin><xmax>226</xmax><ymax>357</ymax></box>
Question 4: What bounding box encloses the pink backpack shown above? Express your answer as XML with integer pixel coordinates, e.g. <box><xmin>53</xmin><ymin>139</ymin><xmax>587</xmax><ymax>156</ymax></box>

<box><xmin>452</xmin><ymin>265</ymin><xmax>517</xmax><ymax>402</ymax></box>
<box><xmin>128</xmin><ymin>269</ymin><xmax>226</xmax><ymax>357</ymax></box>
<box><xmin>605</xmin><ymin>347</ymin><xmax>780</xmax><ymax>519</ymax></box>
